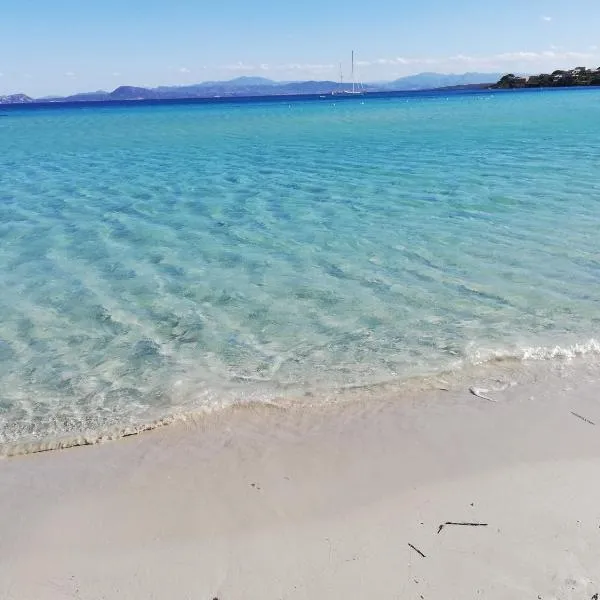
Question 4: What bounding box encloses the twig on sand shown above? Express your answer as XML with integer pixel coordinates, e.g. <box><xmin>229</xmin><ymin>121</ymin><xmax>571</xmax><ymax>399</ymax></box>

<box><xmin>571</xmin><ymin>412</ymin><xmax>595</xmax><ymax>426</ymax></box>
<box><xmin>408</xmin><ymin>543</ymin><xmax>426</xmax><ymax>558</ymax></box>
<box><xmin>437</xmin><ymin>522</ymin><xmax>488</xmax><ymax>534</ymax></box>
<box><xmin>469</xmin><ymin>387</ymin><xmax>497</xmax><ymax>402</ymax></box>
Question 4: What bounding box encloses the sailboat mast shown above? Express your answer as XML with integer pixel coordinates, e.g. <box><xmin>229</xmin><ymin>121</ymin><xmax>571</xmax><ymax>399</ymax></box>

<box><xmin>351</xmin><ymin>50</ymin><xmax>355</xmax><ymax>94</ymax></box>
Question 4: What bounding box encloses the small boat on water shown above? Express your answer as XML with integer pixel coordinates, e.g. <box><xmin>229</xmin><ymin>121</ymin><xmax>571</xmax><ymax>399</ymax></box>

<box><xmin>332</xmin><ymin>51</ymin><xmax>365</xmax><ymax>96</ymax></box>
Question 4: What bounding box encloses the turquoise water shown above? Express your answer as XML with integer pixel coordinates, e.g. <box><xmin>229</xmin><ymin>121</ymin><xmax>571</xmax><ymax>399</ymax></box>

<box><xmin>2</xmin><ymin>89</ymin><xmax>600</xmax><ymax>447</ymax></box>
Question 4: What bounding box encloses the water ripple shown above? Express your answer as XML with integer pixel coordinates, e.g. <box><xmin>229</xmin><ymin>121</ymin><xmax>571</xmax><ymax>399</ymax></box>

<box><xmin>2</xmin><ymin>90</ymin><xmax>600</xmax><ymax>445</ymax></box>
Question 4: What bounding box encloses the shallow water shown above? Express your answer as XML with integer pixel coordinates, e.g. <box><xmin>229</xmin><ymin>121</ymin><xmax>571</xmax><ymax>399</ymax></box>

<box><xmin>2</xmin><ymin>89</ymin><xmax>600</xmax><ymax>447</ymax></box>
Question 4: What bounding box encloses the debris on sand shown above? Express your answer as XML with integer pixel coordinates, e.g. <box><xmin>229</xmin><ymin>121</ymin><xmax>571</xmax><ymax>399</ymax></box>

<box><xmin>408</xmin><ymin>543</ymin><xmax>426</xmax><ymax>558</ymax></box>
<box><xmin>437</xmin><ymin>521</ymin><xmax>488</xmax><ymax>534</ymax></box>
<box><xmin>469</xmin><ymin>387</ymin><xmax>497</xmax><ymax>402</ymax></box>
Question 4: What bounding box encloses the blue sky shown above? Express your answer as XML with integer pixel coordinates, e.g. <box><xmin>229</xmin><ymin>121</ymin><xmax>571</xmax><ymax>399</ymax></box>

<box><xmin>2</xmin><ymin>0</ymin><xmax>599</xmax><ymax>96</ymax></box>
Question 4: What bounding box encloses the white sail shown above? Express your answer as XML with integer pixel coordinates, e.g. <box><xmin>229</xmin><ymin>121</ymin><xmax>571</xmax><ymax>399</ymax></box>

<box><xmin>348</xmin><ymin>50</ymin><xmax>364</xmax><ymax>94</ymax></box>
<box><xmin>332</xmin><ymin>51</ymin><xmax>364</xmax><ymax>95</ymax></box>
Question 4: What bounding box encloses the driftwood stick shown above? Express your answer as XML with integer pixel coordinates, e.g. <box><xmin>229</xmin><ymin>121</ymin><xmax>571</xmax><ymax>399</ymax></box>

<box><xmin>571</xmin><ymin>412</ymin><xmax>595</xmax><ymax>425</ymax></box>
<box><xmin>437</xmin><ymin>522</ymin><xmax>488</xmax><ymax>534</ymax></box>
<box><xmin>408</xmin><ymin>543</ymin><xmax>426</xmax><ymax>558</ymax></box>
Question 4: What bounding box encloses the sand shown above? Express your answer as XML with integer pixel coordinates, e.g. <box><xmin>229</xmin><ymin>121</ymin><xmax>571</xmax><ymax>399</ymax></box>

<box><xmin>1</xmin><ymin>360</ymin><xmax>600</xmax><ymax>599</ymax></box>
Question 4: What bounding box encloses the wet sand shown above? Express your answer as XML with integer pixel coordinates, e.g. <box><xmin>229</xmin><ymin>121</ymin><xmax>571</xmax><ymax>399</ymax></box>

<box><xmin>1</xmin><ymin>360</ymin><xmax>600</xmax><ymax>599</ymax></box>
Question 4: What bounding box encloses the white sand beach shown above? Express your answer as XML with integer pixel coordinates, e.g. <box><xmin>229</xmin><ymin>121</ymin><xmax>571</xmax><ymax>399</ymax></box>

<box><xmin>1</xmin><ymin>359</ymin><xmax>600</xmax><ymax>599</ymax></box>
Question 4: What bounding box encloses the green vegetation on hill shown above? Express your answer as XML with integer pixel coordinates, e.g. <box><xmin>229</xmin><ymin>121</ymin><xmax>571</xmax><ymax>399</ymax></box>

<box><xmin>494</xmin><ymin>67</ymin><xmax>600</xmax><ymax>89</ymax></box>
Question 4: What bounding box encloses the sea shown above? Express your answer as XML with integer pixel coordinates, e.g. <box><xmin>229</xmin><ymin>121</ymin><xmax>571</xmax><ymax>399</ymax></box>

<box><xmin>2</xmin><ymin>88</ymin><xmax>600</xmax><ymax>453</ymax></box>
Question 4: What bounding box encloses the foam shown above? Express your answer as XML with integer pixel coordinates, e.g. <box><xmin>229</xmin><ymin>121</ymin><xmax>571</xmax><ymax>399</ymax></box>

<box><xmin>4</xmin><ymin>341</ymin><xmax>600</xmax><ymax>458</ymax></box>
<box><xmin>466</xmin><ymin>338</ymin><xmax>600</xmax><ymax>364</ymax></box>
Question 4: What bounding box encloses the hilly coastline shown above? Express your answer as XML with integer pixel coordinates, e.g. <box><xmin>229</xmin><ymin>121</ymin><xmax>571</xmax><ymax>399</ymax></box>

<box><xmin>493</xmin><ymin>66</ymin><xmax>600</xmax><ymax>88</ymax></box>
<box><xmin>0</xmin><ymin>72</ymin><xmax>500</xmax><ymax>104</ymax></box>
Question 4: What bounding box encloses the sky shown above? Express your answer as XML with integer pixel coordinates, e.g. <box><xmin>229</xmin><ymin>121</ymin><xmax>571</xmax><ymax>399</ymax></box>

<box><xmin>1</xmin><ymin>0</ymin><xmax>599</xmax><ymax>97</ymax></box>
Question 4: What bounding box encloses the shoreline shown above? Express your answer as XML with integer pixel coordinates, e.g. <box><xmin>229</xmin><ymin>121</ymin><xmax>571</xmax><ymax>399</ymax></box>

<box><xmin>2</xmin><ymin>358</ymin><xmax>600</xmax><ymax>598</ymax></box>
<box><xmin>2</xmin><ymin>345</ymin><xmax>600</xmax><ymax>457</ymax></box>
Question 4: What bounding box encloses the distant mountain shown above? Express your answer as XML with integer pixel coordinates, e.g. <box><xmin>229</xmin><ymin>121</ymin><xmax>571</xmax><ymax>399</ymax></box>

<box><xmin>0</xmin><ymin>93</ymin><xmax>34</xmax><ymax>104</ymax></box>
<box><xmin>62</xmin><ymin>90</ymin><xmax>111</xmax><ymax>102</ymax></box>
<box><xmin>110</xmin><ymin>86</ymin><xmax>161</xmax><ymax>100</ymax></box>
<box><xmin>58</xmin><ymin>79</ymin><xmax>349</xmax><ymax>101</ymax></box>
<box><xmin>201</xmin><ymin>76</ymin><xmax>277</xmax><ymax>87</ymax></box>
<box><xmin>0</xmin><ymin>72</ymin><xmax>503</xmax><ymax>104</ymax></box>
<box><xmin>384</xmin><ymin>72</ymin><xmax>502</xmax><ymax>91</ymax></box>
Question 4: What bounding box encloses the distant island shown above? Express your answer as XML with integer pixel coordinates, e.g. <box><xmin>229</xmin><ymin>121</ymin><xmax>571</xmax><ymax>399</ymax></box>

<box><xmin>0</xmin><ymin>72</ymin><xmax>500</xmax><ymax>105</ymax></box>
<box><xmin>494</xmin><ymin>66</ymin><xmax>600</xmax><ymax>89</ymax></box>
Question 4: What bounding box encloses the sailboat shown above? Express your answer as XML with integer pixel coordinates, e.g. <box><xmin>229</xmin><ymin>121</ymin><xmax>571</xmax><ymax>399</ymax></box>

<box><xmin>332</xmin><ymin>51</ymin><xmax>364</xmax><ymax>95</ymax></box>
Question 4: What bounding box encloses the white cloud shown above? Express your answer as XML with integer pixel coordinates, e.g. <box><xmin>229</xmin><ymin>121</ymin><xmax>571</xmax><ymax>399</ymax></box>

<box><xmin>447</xmin><ymin>54</ymin><xmax>478</xmax><ymax>63</ymax></box>
<box><xmin>112</xmin><ymin>71</ymin><xmax>121</xmax><ymax>77</ymax></box>
<box><xmin>495</xmin><ymin>51</ymin><xmax>545</xmax><ymax>61</ymax></box>
<box><xmin>516</xmin><ymin>50</ymin><xmax>592</xmax><ymax>61</ymax></box>
<box><xmin>179</xmin><ymin>67</ymin><xmax>190</xmax><ymax>73</ymax></box>
<box><xmin>541</xmin><ymin>16</ymin><xmax>552</xmax><ymax>22</ymax></box>
<box><xmin>212</xmin><ymin>48</ymin><xmax>600</xmax><ymax>81</ymax></box>
<box><xmin>224</xmin><ymin>61</ymin><xmax>256</xmax><ymax>72</ymax></box>
<box><xmin>223</xmin><ymin>61</ymin><xmax>334</xmax><ymax>73</ymax></box>
<box><xmin>285</xmin><ymin>63</ymin><xmax>335</xmax><ymax>71</ymax></box>
<box><xmin>364</xmin><ymin>49</ymin><xmax>597</xmax><ymax>70</ymax></box>
<box><xmin>362</xmin><ymin>56</ymin><xmax>439</xmax><ymax>67</ymax></box>
<box><xmin>65</xmin><ymin>71</ymin><xmax>76</xmax><ymax>77</ymax></box>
